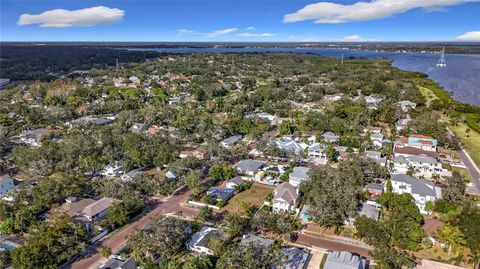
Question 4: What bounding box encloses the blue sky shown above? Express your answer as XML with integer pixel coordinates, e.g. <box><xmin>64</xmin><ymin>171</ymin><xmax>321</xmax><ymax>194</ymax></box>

<box><xmin>1</xmin><ymin>0</ymin><xmax>479</xmax><ymax>42</ymax></box>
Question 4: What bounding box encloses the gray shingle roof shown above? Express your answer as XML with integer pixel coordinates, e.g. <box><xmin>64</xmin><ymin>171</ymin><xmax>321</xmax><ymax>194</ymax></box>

<box><xmin>276</xmin><ymin>248</ymin><xmax>311</xmax><ymax>269</ymax></box>
<box><xmin>290</xmin><ymin>167</ymin><xmax>310</xmax><ymax>180</ymax></box>
<box><xmin>273</xmin><ymin>182</ymin><xmax>299</xmax><ymax>204</ymax></box>
<box><xmin>236</xmin><ymin>159</ymin><xmax>265</xmax><ymax>173</ymax></box>
<box><xmin>240</xmin><ymin>234</ymin><xmax>274</xmax><ymax>247</ymax></box>
<box><xmin>390</xmin><ymin>174</ymin><xmax>439</xmax><ymax>197</ymax></box>
<box><xmin>324</xmin><ymin>251</ymin><xmax>365</xmax><ymax>269</ymax></box>
<box><xmin>221</xmin><ymin>134</ymin><xmax>243</xmax><ymax>145</ymax></box>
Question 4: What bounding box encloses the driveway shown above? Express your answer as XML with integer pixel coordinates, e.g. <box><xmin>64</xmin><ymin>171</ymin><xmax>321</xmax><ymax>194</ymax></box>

<box><xmin>64</xmin><ymin>189</ymin><xmax>197</xmax><ymax>269</ymax></box>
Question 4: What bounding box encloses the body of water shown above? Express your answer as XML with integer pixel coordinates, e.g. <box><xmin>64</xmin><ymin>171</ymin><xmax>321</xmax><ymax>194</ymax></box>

<box><xmin>125</xmin><ymin>47</ymin><xmax>480</xmax><ymax>106</ymax></box>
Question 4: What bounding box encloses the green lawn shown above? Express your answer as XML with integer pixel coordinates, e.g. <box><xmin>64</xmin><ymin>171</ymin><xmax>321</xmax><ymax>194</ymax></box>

<box><xmin>418</xmin><ymin>86</ymin><xmax>439</xmax><ymax>106</ymax></box>
<box><xmin>223</xmin><ymin>183</ymin><xmax>274</xmax><ymax>214</ymax></box>
<box><xmin>449</xmin><ymin>122</ymin><xmax>480</xmax><ymax>170</ymax></box>
<box><xmin>451</xmin><ymin>166</ymin><xmax>473</xmax><ymax>182</ymax></box>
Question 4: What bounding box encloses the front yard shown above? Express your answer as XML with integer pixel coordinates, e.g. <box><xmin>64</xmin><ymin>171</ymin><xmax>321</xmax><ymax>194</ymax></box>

<box><xmin>223</xmin><ymin>183</ymin><xmax>274</xmax><ymax>214</ymax></box>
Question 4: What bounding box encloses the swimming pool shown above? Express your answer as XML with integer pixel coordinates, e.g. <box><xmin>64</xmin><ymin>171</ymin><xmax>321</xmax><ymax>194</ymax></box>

<box><xmin>0</xmin><ymin>242</ymin><xmax>18</xmax><ymax>251</ymax></box>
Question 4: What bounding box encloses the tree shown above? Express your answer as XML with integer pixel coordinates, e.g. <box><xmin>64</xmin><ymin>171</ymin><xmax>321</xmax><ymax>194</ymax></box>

<box><xmin>100</xmin><ymin>246</ymin><xmax>112</xmax><ymax>258</ymax></box>
<box><xmin>442</xmin><ymin>172</ymin><xmax>466</xmax><ymax>205</ymax></box>
<box><xmin>104</xmin><ymin>202</ymin><xmax>129</xmax><ymax>229</ymax></box>
<box><xmin>11</xmin><ymin>213</ymin><xmax>87</xmax><ymax>268</ymax></box>
<box><xmin>300</xmin><ymin>160</ymin><xmax>365</xmax><ymax>227</ymax></box>
<box><xmin>126</xmin><ymin>216</ymin><xmax>191</xmax><ymax>261</ymax></box>
<box><xmin>197</xmin><ymin>206</ymin><xmax>213</xmax><ymax>222</ymax></box>
<box><xmin>216</xmin><ymin>243</ymin><xmax>283</xmax><ymax>269</ymax></box>
<box><xmin>279</xmin><ymin>120</ymin><xmax>294</xmax><ymax>135</ymax></box>
<box><xmin>434</xmin><ymin>225</ymin><xmax>466</xmax><ymax>255</ymax></box>
<box><xmin>454</xmin><ymin>206</ymin><xmax>480</xmax><ymax>269</ymax></box>
<box><xmin>182</xmin><ymin>255</ymin><xmax>214</xmax><ymax>269</ymax></box>
<box><xmin>356</xmin><ymin>193</ymin><xmax>424</xmax><ymax>269</ymax></box>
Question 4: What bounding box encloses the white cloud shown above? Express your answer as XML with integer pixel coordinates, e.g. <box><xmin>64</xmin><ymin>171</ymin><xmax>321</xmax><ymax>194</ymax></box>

<box><xmin>177</xmin><ymin>29</ymin><xmax>195</xmax><ymax>35</ymax></box>
<box><xmin>18</xmin><ymin>6</ymin><xmax>124</xmax><ymax>27</ymax></box>
<box><xmin>237</xmin><ymin>32</ymin><xmax>276</xmax><ymax>37</ymax></box>
<box><xmin>456</xmin><ymin>30</ymin><xmax>480</xmax><ymax>41</ymax></box>
<box><xmin>283</xmin><ymin>0</ymin><xmax>476</xmax><ymax>24</ymax></box>
<box><xmin>207</xmin><ymin>28</ymin><xmax>238</xmax><ymax>38</ymax></box>
<box><xmin>343</xmin><ymin>34</ymin><xmax>363</xmax><ymax>41</ymax></box>
<box><xmin>246</xmin><ymin>26</ymin><xmax>256</xmax><ymax>31</ymax></box>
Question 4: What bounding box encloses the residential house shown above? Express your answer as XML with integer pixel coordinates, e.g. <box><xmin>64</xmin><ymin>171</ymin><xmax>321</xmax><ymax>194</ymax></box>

<box><xmin>394</xmin><ymin>147</ymin><xmax>440</xmax><ymax>159</ymax></box>
<box><xmin>275</xmin><ymin>137</ymin><xmax>308</xmax><ymax>155</ymax></box>
<box><xmin>99</xmin><ymin>257</ymin><xmax>137</xmax><ymax>269</ymax></box>
<box><xmin>324</xmin><ymin>93</ymin><xmax>344</xmax><ymax>102</ymax></box>
<box><xmin>187</xmin><ymin>227</ymin><xmax>226</xmax><ymax>255</ymax></box>
<box><xmin>392</xmin><ymin>155</ymin><xmax>443</xmax><ymax>178</ymax></box>
<box><xmin>240</xmin><ymin>234</ymin><xmax>274</xmax><ymax>247</ymax></box>
<box><xmin>272</xmin><ymin>182</ymin><xmax>299</xmax><ymax>213</ymax></box>
<box><xmin>407</xmin><ymin>135</ymin><xmax>438</xmax><ymax>152</ymax></box>
<box><xmin>322</xmin><ymin>132</ymin><xmax>339</xmax><ymax>143</ymax></box>
<box><xmin>370</xmin><ymin>133</ymin><xmax>384</xmax><ymax>149</ymax></box>
<box><xmin>18</xmin><ymin>128</ymin><xmax>61</xmax><ymax>147</ymax></box>
<box><xmin>100</xmin><ymin>163</ymin><xmax>124</xmax><ymax>178</ymax></box>
<box><xmin>289</xmin><ymin>167</ymin><xmax>310</xmax><ymax>187</ymax></box>
<box><xmin>255</xmin><ymin>112</ymin><xmax>279</xmax><ymax>126</ymax></box>
<box><xmin>366</xmin><ymin>183</ymin><xmax>384</xmax><ymax>198</ymax></box>
<box><xmin>274</xmin><ymin>247</ymin><xmax>311</xmax><ymax>269</ymax></box>
<box><xmin>362</xmin><ymin>126</ymin><xmax>382</xmax><ymax>136</ymax></box>
<box><xmin>236</xmin><ymin>159</ymin><xmax>265</xmax><ymax>177</ymax></box>
<box><xmin>165</xmin><ymin>171</ymin><xmax>177</xmax><ymax>181</ymax></box>
<box><xmin>421</xmin><ymin>219</ymin><xmax>445</xmax><ymax>245</ymax></box>
<box><xmin>389</xmin><ymin>174</ymin><xmax>442</xmax><ymax>214</ymax></box>
<box><xmin>129</xmin><ymin>123</ymin><xmax>150</xmax><ymax>134</ymax></box>
<box><xmin>121</xmin><ymin>168</ymin><xmax>144</xmax><ymax>181</ymax></box>
<box><xmin>345</xmin><ymin>202</ymin><xmax>380</xmax><ymax>226</ymax></box>
<box><xmin>206</xmin><ymin>187</ymin><xmax>234</xmax><ymax>203</ymax></box>
<box><xmin>396</xmin><ymin>118</ymin><xmax>412</xmax><ymax>131</ymax></box>
<box><xmin>0</xmin><ymin>174</ymin><xmax>15</xmax><ymax>197</ymax></box>
<box><xmin>179</xmin><ymin>149</ymin><xmax>208</xmax><ymax>160</ymax></box>
<box><xmin>66</xmin><ymin>115</ymin><xmax>114</xmax><ymax>127</ymax></box>
<box><xmin>82</xmin><ymin>197</ymin><xmax>121</xmax><ymax>222</ymax></box>
<box><xmin>226</xmin><ymin>177</ymin><xmax>244</xmax><ymax>189</ymax></box>
<box><xmin>323</xmin><ymin>251</ymin><xmax>366</xmax><ymax>269</ymax></box>
<box><xmin>220</xmin><ymin>134</ymin><xmax>243</xmax><ymax>148</ymax></box>
<box><xmin>364</xmin><ymin>151</ymin><xmax>386</xmax><ymax>167</ymax></box>
<box><xmin>397</xmin><ymin>100</ymin><xmax>417</xmax><ymax>112</ymax></box>
<box><xmin>364</xmin><ymin>95</ymin><xmax>384</xmax><ymax>109</ymax></box>
<box><xmin>307</xmin><ymin>143</ymin><xmax>327</xmax><ymax>164</ymax></box>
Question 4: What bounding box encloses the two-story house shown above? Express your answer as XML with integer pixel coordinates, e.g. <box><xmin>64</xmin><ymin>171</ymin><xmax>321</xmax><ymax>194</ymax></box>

<box><xmin>393</xmin><ymin>154</ymin><xmax>443</xmax><ymax>178</ymax></box>
<box><xmin>289</xmin><ymin>167</ymin><xmax>311</xmax><ymax>187</ymax></box>
<box><xmin>272</xmin><ymin>182</ymin><xmax>299</xmax><ymax>213</ymax></box>
<box><xmin>388</xmin><ymin>174</ymin><xmax>442</xmax><ymax>214</ymax></box>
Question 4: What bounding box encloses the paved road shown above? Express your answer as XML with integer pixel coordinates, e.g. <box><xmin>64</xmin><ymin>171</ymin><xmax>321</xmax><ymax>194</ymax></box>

<box><xmin>295</xmin><ymin>234</ymin><xmax>371</xmax><ymax>258</ymax></box>
<box><xmin>458</xmin><ymin>148</ymin><xmax>480</xmax><ymax>190</ymax></box>
<box><xmin>65</xmin><ymin>190</ymin><xmax>198</xmax><ymax>269</ymax></box>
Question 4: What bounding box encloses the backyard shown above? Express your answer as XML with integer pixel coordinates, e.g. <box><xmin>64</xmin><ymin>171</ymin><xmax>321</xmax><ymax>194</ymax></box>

<box><xmin>223</xmin><ymin>183</ymin><xmax>274</xmax><ymax>214</ymax></box>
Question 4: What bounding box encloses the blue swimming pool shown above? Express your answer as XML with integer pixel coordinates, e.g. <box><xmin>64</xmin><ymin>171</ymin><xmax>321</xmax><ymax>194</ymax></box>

<box><xmin>1</xmin><ymin>242</ymin><xmax>17</xmax><ymax>251</ymax></box>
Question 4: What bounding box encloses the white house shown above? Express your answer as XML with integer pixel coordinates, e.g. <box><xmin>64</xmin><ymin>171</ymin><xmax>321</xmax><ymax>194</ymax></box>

<box><xmin>187</xmin><ymin>227</ymin><xmax>226</xmax><ymax>255</ymax></box>
<box><xmin>397</xmin><ymin>100</ymin><xmax>416</xmax><ymax>112</ymax></box>
<box><xmin>289</xmin><ymin>167</ymin><xmax>311</xmax><ymax>187</ymax></box>
<box><xmin>388</xmin><ymin>174</ymin><xmax>442</xmax><ymax>214</ymax></box>
<box><xmin>308</xmin><ymin>143</ymin><xmax>328</xmax><ymax>164</ymax></box>
<box><xmin>392</xmin><ymin>155</ymin><xmax>443</xmax><ymax>178</ymax></box>
<box><xmin>275</xmin><ymin>137</ymin><xmax>308</xmax><ymax>155</ymax></box>
<box><xmin>272</xmin><ymin>182</ymin><xmax>299</xmax><ymax>213</ymax></box>
<box><xmin>236</xmin><ymin>159</ymin><xmax>265</xmax><ymax>177</ymax></box>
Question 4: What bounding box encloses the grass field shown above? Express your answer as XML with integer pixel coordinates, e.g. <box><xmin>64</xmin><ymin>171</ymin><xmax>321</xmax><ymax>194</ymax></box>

<box><xmin>223</xmin><ymin>183</ymin><xmax>274</xmax><ymax>214</ymax></box>
<box><xmin>418</xmin><ymin>86</ymin><xmax>439</xmax><ymax>106</ymax></box>
<box><xmin>449</xmin><ymin>122</ymin><xmax>480</xmax><ymax>169</ymax></box>
<box><xmin>451</xmin><ymin>166</ymin><xmax>473</xmax><ymax>182</ymax></box>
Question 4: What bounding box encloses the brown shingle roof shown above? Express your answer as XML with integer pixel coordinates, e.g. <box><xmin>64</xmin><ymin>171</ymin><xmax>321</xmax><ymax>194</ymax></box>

<box><xmin>422</xmin><ymin>219</ymin><xmax>445</xmax><ymax>236</ymax></box>
<box><xmin>394</xmin><ymin>147</ymin><xmax>440</xmax><ymax>158</ymax></box>
<box><xmin>81</xmin><ymin>197</ymin><xmax>120</xmax><ymax>218</ymax></box>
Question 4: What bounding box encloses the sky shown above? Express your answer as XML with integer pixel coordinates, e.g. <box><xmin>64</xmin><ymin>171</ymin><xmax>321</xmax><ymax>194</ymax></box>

<box><xmin>1</xmin><ymin>0</ymin><xmax>480</xmax><ymax>42</ymax></box>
